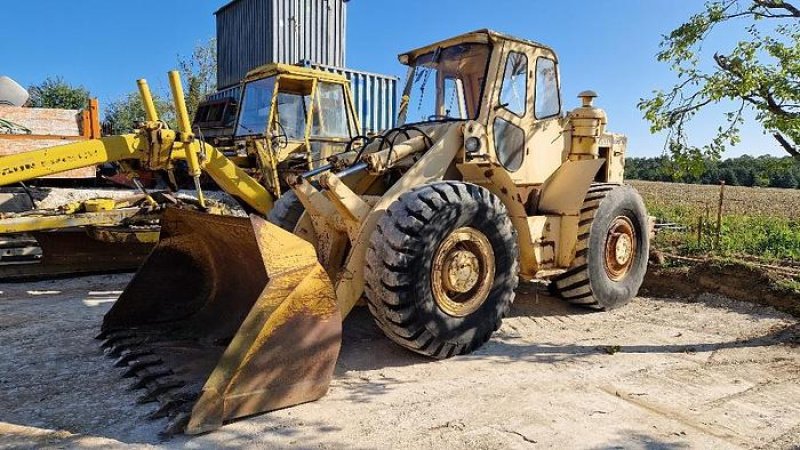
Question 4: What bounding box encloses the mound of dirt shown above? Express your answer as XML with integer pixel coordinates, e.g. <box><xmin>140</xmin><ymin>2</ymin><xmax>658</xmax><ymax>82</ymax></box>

<box><xmin>643</xmin><ymin>259</ymin><xmax>800</xmax><ymax>318</ymax></box>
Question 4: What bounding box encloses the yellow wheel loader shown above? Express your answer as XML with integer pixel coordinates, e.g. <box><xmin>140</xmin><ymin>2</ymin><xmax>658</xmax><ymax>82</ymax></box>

<box><xmin>0</xmin><ymin>63</ymin><xmax>361</xmax><ymax>279</ymax></box>
<box><xmin>7</xmin><ymin>30</ymin><xmax>649</xmax><ymax>436</ymax></box>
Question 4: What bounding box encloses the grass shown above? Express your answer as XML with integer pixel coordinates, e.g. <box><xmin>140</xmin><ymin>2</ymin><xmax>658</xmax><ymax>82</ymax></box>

<box><xmin>631</xmin><ymin>181</ymin><xmax>800</xmax><ymax>265</ymax></box>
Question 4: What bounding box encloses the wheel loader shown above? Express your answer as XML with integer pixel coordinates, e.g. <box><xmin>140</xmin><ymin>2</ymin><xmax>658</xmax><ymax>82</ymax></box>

<box><xmin>3</xmin><ymin>30</ymin><xmax>649</xmax><ymax>435</ymax></box>
<box><xmin>0</xmin><ymin>63</ymin><xmax>361</xmax><ymax>279</ymax></box>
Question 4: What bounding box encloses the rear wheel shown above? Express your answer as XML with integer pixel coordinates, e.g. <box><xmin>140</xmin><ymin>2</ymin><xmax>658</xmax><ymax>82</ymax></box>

<box><xmin>266</xmin><ymin>191</ymin><xmax>305</xmax><ymax>232</ymax></box>
<box><xmin>364</xmin><ymin>181</ymin><xmax>519</xmax><ymax>359</ymax></box>
<box><xmin>551</xmin><ymin>184</ymin><xmax>649</xmax><ymax>310</ymax></box>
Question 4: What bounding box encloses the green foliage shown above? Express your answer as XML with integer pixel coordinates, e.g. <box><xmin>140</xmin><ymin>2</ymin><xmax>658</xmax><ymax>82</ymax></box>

<box><xmin>649</xmin><ymin>200</ymin><xmax>800</xmax><ymax>262</ymax></box>
<box><xmin>104</xmin><ymin>92</ymin><xmax>175</xmax><ymax>135</ymax></box>
<box><xmin>178</xmin><ymin>38</ymin><xmax>217</xmax><ymax>120</ymax></box>
<box><xmin>27</xmin><ymin>76</ymin><xmax>90</xmax><ymax>110</ymax></box>
<box><xmin>627</xmin><ymin>153</ymin><xmax>800</xmax><ymax>188</ymax></box>
<box><xmin>640</xmin><ymin>1</ymin><xmax>800</xmax><ymax>168</ymax></box>
<box><xmin>101</xmin><ymin>38</ymin><xmax>216</xmax><ymax>134</ymax></box>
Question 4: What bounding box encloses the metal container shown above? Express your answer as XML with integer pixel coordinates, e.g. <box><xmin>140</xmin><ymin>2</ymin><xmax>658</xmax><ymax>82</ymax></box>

<box><xmin>207</xmin><ymin>63</ymin><xmax>398</xmax><ymax>135</ymax></box>
<box><xmin>216</xmin><ymin>0</ymin><xmax>348</xmax><ymax>89</ymax></box>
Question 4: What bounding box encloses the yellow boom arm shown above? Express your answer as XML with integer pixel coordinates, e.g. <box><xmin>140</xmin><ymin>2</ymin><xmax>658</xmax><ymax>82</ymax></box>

<box><xmin>0</xmin><ymin>73</ymin><xmax>274</xmax><ymax>216</ymax></box>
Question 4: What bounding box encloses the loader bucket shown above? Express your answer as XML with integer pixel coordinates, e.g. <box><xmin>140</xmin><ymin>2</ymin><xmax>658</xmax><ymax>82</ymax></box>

<box><xmin>98</xmin><ymin>208</ymin><xmax>341</xmax><ymax>435</ymax></box>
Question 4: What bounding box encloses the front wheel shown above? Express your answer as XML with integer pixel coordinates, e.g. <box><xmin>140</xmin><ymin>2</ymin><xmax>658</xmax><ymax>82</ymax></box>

<box><xmin>364</xmin><ymin>181</ymin><xmax>519</xmax><ymax>359</ymax></box>
<box><xmin>551</xmin><ymin>184</ymin><xmax>649</xmax><ymax>310</ymax></box>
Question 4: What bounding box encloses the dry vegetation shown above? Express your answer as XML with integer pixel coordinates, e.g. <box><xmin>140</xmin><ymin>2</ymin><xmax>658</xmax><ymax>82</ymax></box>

<box><xmin>629</xmin><ymin>180</ymin><xmax>800</xmax><ymax>267</ymax></box>
<box><xmin>630</xmin><ymin>180</ymin><xmax>800</xmax><ymax>220</ymax></box>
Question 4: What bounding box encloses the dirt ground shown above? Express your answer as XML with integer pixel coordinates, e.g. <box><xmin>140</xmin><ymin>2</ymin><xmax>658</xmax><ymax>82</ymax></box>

<box><xmin>0</xmin><ymin>275</ymin><xmax>798</xmax><ymax>449</ymax></box>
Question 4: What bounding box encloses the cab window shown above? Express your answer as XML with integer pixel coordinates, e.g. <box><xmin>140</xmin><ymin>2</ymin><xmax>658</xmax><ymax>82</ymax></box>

<box><xmin>535</xmin><ymin>57</ymin><xmax>560</xmax><ymax>119</ymax></box>
<box><xmin>275</xmin><ymin>92</ymin><xmax>310</xmax><ymax>140</ymax></box>
<box><xmin>494</xmin><ymin>118</ymin><xmax>525</xmax><ymax>172</ymax></box>
<box><xmin>235</xmin><ymin>77</ymin><xmax>276</xmax><ymax>137</ymax></box>
<box><xmin>311</xmin><ymin>82</ymin><xmax>351</xmax><ymax>139</ymax></box>
<box><xmin>499</xmin><ymin>52</ymin><xmax>528</xmax><ymax>117</ymax></box>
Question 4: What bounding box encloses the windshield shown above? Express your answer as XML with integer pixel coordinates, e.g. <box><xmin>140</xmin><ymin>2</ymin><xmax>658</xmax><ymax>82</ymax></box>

<box><xmin>235</xmin><ymin>77</ymin><xmax>276</xmax><ymax>137</ymax></box>
<box><xmin>401</xmin><ymin>43</ymin><xmax>491</xmax><ymax>124</ymax></box>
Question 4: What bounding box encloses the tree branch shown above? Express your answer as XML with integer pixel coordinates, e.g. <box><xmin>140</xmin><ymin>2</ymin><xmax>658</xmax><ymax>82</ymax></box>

<box><xmin>773</xmin><ymin>132</ymin><xmax>800</xmax><ymax>159</ymax></box>
<box><xmin>753</xmin><ymin>0</ymin><xmax>800</xmax><ymax>17</ymax></box>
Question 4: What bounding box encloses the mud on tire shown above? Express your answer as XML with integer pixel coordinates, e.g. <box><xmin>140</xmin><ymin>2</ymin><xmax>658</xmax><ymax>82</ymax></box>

<box><xmin>551</xmin><ymin>183</ymin><xmax>649</xmax><ymax>310</ymax></box>
<box><xmin>364</xmin><ymin>181</ymin><xmax>519</xmax><ymax>359</ymax></box>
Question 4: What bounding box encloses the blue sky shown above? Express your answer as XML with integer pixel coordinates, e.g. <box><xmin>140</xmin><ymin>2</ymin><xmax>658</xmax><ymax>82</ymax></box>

<box><xmin>0</xmin><ymin>0</ymin><xmax>785</xmax><ymax>158</ymax></box>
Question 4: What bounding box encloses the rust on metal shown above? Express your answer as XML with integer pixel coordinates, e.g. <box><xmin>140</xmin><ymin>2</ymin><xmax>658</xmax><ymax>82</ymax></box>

<box><xmin>431</xmin><ymin>227</ymin><xmax>495</xmax><ymax>317</ymax></box>
<box><xmin>100</xmin><ymin>208</ymin><xmax>340</xmax><ymax>435</ymax></box>
<box><xmin>0</xmin><ymin>229</ymin><xmax>154</xmax><ymax>281</ymax></box>
<box><xmin>604</xmin><ymin>216</ymin><xmax>636</xmax><ymax>281</ymax></box>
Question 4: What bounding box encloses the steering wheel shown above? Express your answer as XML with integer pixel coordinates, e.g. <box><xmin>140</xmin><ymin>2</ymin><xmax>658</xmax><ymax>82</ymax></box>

<box><xmin>270</xmin><ymin>121</ymin><xmax>289</xmax><ymax>151</ymax></box>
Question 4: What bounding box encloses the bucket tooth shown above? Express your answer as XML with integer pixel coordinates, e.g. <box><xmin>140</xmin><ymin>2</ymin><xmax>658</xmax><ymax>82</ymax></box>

<box><xmin>100</xmin><ymin>331</ymin><xmax>138</xmax><ymax>349</ymax></box>
<box><xmin>98</xmin><ymin>210</ymin><xmax>341</xmax><ymax>435</ymax></box>
<box><xmin>160</xmin><ymin>412</ymin><xmax>191</xmax><ymax>438</ymax></box>
<box><xmin>115</xmin><ymin>350</ymin><xmax>155</xmax><ymax>368</ymax></box>
<box><xmin>122</xmin><ymin>355</ymin><xmax>163</xmax><ymax>378</ymax></box>
<box><xmin>146</xmin><ymin>392</ymin><xmax>198</xmax><ymax>421</ymax></box>
<box><xmin>137</xmin><ymin>377</ymin><xmax>186</xmax><ymax>404</ymax></box>
<box><xmin>106</xmin><ymin>337</ymin><xmax>146</xmax><ymax>357</ymax></box>
<box><xmin>129</xmin><ymin>367</ymin><xmax>173</xmax><ymax>391</ymax></box>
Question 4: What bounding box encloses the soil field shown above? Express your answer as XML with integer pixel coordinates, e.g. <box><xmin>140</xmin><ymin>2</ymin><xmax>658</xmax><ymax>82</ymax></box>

<box><xmin>629</xmin><ymin>180</ymin><xmax>800</xmax><ymax>220</ymax></box>
<box><xmin>0</xmin><ymin>275</ymin><xmax>798</xmax><ymax>449</ymax></box>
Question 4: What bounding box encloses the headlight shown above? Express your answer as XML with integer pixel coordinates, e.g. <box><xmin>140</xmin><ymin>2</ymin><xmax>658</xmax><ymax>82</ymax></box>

<box><xmin>465</xmin><ymin>136</ymin><xmax>482</xmax><ymax>153</ymax></box>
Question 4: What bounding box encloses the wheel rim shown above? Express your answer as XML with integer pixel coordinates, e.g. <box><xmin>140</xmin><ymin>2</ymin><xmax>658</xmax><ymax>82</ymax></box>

<box><xmin>604</xmin><ymin>216</ymin><xmax>637</xmax><ymax>281</ymax></box>
<box><xmin>431</xmin><ymin>227</ymin><xmax>495</xmax><ymax>317</ymax></box>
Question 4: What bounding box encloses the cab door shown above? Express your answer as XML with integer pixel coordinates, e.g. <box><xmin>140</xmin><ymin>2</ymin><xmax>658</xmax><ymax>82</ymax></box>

<box><xmin>488</xmin><ymin>43</ymin><xmax>534</xmax><ymax>179</ymax></box>
<box><xmin>487</xmin><ymin>43</ymin><xmax>565</xmax><ymax>186</ymax></box>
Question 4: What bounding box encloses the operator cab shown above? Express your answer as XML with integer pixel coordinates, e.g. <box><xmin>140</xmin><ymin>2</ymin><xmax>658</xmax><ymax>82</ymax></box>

<box><xmin>398</xmin><ymin>30</ymin><xmax>568</xmax><ymax>186</ymax></box>
<box><xmin>235</xmin><ymin>64</ymin><xmax>359</xmax><ymax>170</ymax></box>
<box><xmin>232</xmin><ymin>63</ymin><xmax>360</xmax><ymax>195</ymax></box>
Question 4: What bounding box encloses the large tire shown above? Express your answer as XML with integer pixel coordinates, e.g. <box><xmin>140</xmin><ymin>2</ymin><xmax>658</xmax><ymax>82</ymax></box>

<box><xmin>551</xmin><ymin>183</ymin><xmax>649</xmax><ymax>310</ymax></box>
<box><xmin>364</xmin><ymin>181</ymin><xmax>519</xmax><ymax>359</ymax></box>
<box><xmin>266</xmin><ymin>191</ymin><xmax>305</xmax><ymax>232</ymax></box>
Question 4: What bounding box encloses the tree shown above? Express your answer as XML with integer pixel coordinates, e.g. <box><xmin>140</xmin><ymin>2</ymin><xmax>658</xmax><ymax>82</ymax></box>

<box><xmin>104</xmin><ymin>92</ymin><xmax>174</xmax><ymax>135</ymax></box>
<box><xmin>178</xmin><ymin>38</ymin><xmax>217</xmax><ymax>120</ymax></box>
<box><xmin>28</xmin><ymin>76</ymin><xmax>90</xmax><ymax>110</ymax></box>
<box><xmin>771</xmin><ymin>170</ymin><xmax>799</xmax><ymax>187</ymax></box>
<box><xmin>640</xmin><ymin>0</ymin><xmax>800</xmax><ymax>168</ymax></box>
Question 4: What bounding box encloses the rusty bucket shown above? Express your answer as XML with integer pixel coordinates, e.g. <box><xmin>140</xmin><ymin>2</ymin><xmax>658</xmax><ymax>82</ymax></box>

<box><xmin>98</xmin><ymin>208</ymin><xmax>341</xmax><ymax>435</ymax></box>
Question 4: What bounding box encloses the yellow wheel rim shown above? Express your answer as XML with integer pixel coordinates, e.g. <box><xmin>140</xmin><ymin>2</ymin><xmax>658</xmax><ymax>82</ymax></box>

<box><xmin>431</xmin><ymin>227</ymin><xmax>495</xmax><ymax>317</ymax></box>
<box><xmin>604</xmin><ymin>216</ymin><xmax>637</xmax><ymax>281</ymax></box>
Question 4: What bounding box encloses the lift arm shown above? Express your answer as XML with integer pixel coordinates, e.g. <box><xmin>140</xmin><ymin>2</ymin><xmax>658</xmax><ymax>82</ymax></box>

<box><xmin>0</xmin><ymin>73</ymin><xmax>274</xmax><ymax>216</ymax></box>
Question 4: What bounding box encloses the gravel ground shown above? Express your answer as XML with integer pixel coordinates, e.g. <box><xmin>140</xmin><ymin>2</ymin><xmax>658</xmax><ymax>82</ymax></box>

<box><xmin>0</xmin><ymin>275</ymin><xmax>798</xmax><ymax>449</ymax></box>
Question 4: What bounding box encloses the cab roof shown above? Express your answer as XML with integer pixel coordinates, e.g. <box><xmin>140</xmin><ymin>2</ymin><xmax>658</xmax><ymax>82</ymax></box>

<box><xmin>243</xmin><ymin>63</ymin><xmax>350</xmax><ymax>85</ymax></box>
<box><xmin>398</xmin><ymin>29</ymin><xmax>557</xmax><ymax>64</ymax></box>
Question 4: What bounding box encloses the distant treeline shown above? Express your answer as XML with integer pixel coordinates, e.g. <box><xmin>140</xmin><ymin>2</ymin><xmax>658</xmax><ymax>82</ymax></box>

<box><xmin>626</xmin><ymin>155</ymin><xmax>800</xmax><ymax>188</ymax></box>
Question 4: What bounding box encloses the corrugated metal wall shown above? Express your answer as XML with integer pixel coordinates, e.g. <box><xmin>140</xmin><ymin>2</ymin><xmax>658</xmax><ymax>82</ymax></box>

<box><xmin>216</xmin><ymin>0</ymin><xmax>347</xmax><ymax>89</ymax></box>
<box><xmin>207</xmin><ymin>64</ymin><xmax>397</xmax><ymax>135</ymax></box>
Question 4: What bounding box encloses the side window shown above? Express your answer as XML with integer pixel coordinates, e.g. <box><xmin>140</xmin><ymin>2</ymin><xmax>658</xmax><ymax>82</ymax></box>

<box><xmin>276</xmin><ymin>92</ymin><xmax>309</xmax><ymax>140</ymax></box>
<box><xmin>312</xmin><ymin>82</ymin><xmax>351</xmax><ymax>139</ymax></box>
<box><xmin>499</xmin><ymin>52</ymin><xmax>528</xmax><ymax>117</ymax></box>
<box><xmin>494</xmin><ymin>118</ymin><xmax>525</xmax><ymax>172</ymax></box>
<box><xmin>535</xmin><ymin>58</ymin><xmax>560</xmax><ymax>119</ymax></box>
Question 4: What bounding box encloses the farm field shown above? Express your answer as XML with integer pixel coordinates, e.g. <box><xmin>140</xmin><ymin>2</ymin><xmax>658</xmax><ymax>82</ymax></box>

<box><xmin>630</xmin><ymin>180</ymin><xmax>800</xmax><ymax>221</ymax></box>
<box><xmin>630</xmin><ymin>180</ymin><xmax>800</xmax><ymax>266</ymax></box>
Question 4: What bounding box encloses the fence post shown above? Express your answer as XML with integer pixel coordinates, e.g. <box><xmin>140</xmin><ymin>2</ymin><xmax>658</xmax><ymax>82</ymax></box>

<box><xmin>715</xmin><ymin>181</ymin><xmax>725</xmax><ymax>250</ymax></box>
<box><xmin>697</xmin><ymin>216</ymin><xmax>703</xmax><ymax>246</ymax></box>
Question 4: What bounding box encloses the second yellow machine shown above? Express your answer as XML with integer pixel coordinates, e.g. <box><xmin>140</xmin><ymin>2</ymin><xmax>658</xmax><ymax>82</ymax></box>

<box><xmin>1</xmin><ymin>30</ymin><xmax>650</xmax><ymax>435</ymax></box>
